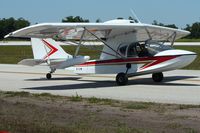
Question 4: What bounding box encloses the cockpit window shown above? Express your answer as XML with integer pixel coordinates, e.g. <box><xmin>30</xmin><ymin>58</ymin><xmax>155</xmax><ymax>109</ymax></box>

<box><xmin>119</xmin><ymin>43</ymin><xmax>138</xmax><ymax>57</ymax></box>
<box><xmin>118</xmin><ymin>41</ymin><xmax>172</xmax><ymax>58</ymax></box>
<box><xmin>146</xmin><ymin>41</ymin><xmax>172</xmax><ymax>55</ymax></box>
<box><xmin>127</xmin><ymin>43</ymin><xmax>138</xmax><ymax>57</ymax></box>
<box><xmin>119</xmin><ymin>45</ymin><xmax>127</xmax><ymax>57</ymax></box>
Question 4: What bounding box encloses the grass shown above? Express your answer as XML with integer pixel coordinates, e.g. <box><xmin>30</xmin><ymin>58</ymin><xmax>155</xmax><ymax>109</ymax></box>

<box><xmin>179</xmin><ymin>104</ymin><xmax>200</xmax><ymax>110</ymax></box>
<box><xmin>0</xmin><ymin>46</ymin><xmax>33</xmax><ymax>64</ymax></box>
<box><xmin>1</xmin><ymin>91</ymin><xmax>155</xmax><ymax>133</ymax></box>
<box><xmin>3</xmin><ymin>91</ymin><xmax>200</xmax><ymax>111</ymax></box>
<box><xmin>3</xmin><ymin>91</ymin><xmax>30</xmax><ymax>97</ymax></box>
<box><xmin>33</xmin><ymin>92</ymin><xmax>55</xmax><ymax>97</ymax></box>
<box><xmin>87</xmin><ymin>96</ymin><xmax>114</xmax><ymax>105</ymax></box>
<box><xmin>123</xmin><ymin>102</ymin><xmax>155</xmax><ymax>110</ymax></box>
<box><xmin>70</xmin><ymin>93</ymin><xmax>83</xmax><ymax>102</ymax></box>
<box><xmin>176</xmin><ymin>38</ymin><xmax>200</xmax><ymax>42</ymax></box>
<box><xmin>166</xmin><ymin>123</ymin><xmax>182</xmax><ymax>129</ymax></box>
<box><xmin>183</xmin><ymin>128</ymin><xmax>198</xmax><ymax>133</ymax></box>
<box><xmin>0</xmin><ymin>91</ymin><xmax>200</xmax><ymax>133</ymax></box>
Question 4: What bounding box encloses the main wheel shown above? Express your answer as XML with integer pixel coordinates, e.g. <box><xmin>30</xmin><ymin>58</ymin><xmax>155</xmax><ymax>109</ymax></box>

<box><xmin>116</xmin><ymin>73</ymin><xmax>128</xmax><ymax>86</ymax></box>
<box><xmin>152</xmin><ymin>72</ymin><xmax>163</xmax><ymax>82</ymax></box>
<box><xmin>46</xmin><ymin>73</ymin><xmax>52</xmax><ymax>79</ymax></box>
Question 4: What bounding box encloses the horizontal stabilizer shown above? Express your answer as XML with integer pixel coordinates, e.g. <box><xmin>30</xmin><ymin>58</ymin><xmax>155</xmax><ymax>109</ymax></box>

<box><xmin>18</xmin><ymin>59</ymin><xmax>46</xmax><ymax>66</ymax></box>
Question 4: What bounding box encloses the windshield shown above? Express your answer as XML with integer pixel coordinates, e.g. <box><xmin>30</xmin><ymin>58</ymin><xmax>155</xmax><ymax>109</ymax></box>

<box><xmin>118</xmin><ymin>41</ymin><xmax>173</xmax><ymax>58</ymax></box>
<box><xmin>145</xmin><ymin>41</ymin><xmax>172</xmax><ymax>56</ymax></box>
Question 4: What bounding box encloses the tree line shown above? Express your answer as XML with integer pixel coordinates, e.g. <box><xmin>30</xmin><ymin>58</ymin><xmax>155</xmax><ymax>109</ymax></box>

<box><xmin>0</xmin><ymin>17</ymin><xmax>30</xmax><ymax>40</ymax></box>
<box><xmin>0</xmin><ymin>16</ymin><xmax>200</xmax><ymax>40</ymax></box>
<box><xmin>152</xmin><ymin>20</ymin><xmax>200</xmax><ymax>39</ymax></box>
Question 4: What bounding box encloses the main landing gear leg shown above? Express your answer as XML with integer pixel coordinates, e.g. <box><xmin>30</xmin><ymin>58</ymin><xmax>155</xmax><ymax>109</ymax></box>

<box><xmin>46</xmin><ymin>68</ymin><xmax>56</xmax><ymax>80</ymax></box>
<box><xmin>116</xmin><ymin>63</ymin><xmax>131</xmax><ymax>86</ymax></box>
<box><xmin>152</xmin><ymin>72</ymin><xmax>164</xmax><ymax>82</ymax></box>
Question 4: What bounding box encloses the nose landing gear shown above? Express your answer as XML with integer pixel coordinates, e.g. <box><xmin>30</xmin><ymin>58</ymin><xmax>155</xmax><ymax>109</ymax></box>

<box><xmin>116</xmin><ymin>73</ymin><xmax>128</xmax><ymax>86</ymax></box>
<box><xmin>116</xmin><ymin>63</ymin><xmax>131</xmax><ymax>86</ymax></box>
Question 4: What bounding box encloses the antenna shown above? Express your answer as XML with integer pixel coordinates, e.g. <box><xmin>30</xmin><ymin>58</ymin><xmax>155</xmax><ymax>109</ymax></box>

<box><xmin>130</xmin><ymin>9</ymin><xmax>141</xmax><ymax>23</ymax></box>
<box><xmin>130</xmin><ymin>9</ymin><xmax>152</xmax><ymax>40</ymax></box>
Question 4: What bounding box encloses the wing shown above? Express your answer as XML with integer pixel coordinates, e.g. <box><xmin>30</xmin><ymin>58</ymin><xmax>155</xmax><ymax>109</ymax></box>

<box><xmin>5</xmin><ymin>22</ymin><xmax>190</xmax><ymax>41</ymax></box>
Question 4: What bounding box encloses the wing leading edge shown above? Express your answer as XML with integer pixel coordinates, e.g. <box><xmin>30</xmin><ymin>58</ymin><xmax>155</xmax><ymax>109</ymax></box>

<box><xmin>5</xmin><ymin>20</ymin><xmax>190</xmax><ymax>42</ymax></box>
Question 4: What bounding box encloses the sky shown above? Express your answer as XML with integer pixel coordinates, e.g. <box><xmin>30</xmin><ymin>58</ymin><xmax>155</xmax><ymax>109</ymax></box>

<box><xmin>0</xmin><ymin>0</ymin><xmax>200</xmax><ymax>28</ymax></box>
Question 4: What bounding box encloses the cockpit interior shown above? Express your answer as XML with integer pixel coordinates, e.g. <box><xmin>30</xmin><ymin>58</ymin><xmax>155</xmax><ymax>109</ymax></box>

<box><xmin>118</xmin><ymin>41</ymin><xmax>172</xmax><ymax>58</ymax></box>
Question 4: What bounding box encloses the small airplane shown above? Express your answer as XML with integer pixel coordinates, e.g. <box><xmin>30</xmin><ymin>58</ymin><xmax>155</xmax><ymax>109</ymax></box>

<box><xmin>5</xmin><ymin>18</ymin><xmax>197</xmax><ymax>85</ymax></box>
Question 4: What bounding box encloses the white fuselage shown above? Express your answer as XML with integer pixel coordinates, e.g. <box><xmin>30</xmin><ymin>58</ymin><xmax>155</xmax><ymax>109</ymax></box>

<box><xmin>69</xmin><ymin>46</ymin><xmax>196</xmax><ymax>77</ymax></box>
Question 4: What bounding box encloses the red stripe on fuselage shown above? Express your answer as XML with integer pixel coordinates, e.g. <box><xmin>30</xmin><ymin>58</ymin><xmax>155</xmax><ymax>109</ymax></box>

<box><xmin>139</xmin><ymin>56</ymin><xmax>177</xmax><ymax>70</ymax></box>
<box><xmin>78</xmin><ymin>56</ymin><xmax>178</xmax><ymax>69</ymax></box>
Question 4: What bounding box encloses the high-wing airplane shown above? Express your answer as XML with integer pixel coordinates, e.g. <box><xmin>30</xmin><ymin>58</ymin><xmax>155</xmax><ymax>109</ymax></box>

<box><xmin>5</xmin><ymin>19</ymin><xmax>197</xmax><ymax>85</ymax></box>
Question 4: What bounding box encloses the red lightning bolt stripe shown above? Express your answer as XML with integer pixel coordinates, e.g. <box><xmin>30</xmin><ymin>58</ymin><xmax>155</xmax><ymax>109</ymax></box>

<box><xmin>42</xmin><ymin>39</ymin><xmax>58</xmax><ymax>60</ymax></box>
<box><xmin>139</xmin><ymin>56</ymin><xmax>178</xmax><ymax>70</ymax></box>
<box><xmin>78</xmin><ymin>56</ymin><xmax>178</xmax><ymax>68</ymax></box>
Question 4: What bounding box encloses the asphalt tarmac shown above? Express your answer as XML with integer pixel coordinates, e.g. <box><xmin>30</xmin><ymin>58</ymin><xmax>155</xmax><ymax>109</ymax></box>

<box><xmin>0</xmin><ymin>64</ymin><xmax>200</xmax><ymax>105</ymax></box>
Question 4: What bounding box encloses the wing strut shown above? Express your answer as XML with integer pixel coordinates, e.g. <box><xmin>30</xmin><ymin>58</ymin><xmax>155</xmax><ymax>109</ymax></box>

<box><xmin>144</xmin><ymin>27</ymin><xmax>152</xmax><ymax>40</ymax></box>
<box><xmin>170</xmin><ymin>32</ymin><xmax>177</xmax><ymax>47</ymax></box>
<box><xmin>70</xmin><ymin>40</ymin><xmax>120</xmax><ymax>58</ymax></box>
<box><xmin>74</xmin><ymin>28</ymin><xmax>86</xmax><ymax>57</ymax></box>
<box><xmin>84</xmin><ymin>27</ymin><xmax>124</xmax><ymax>58</ymax></box>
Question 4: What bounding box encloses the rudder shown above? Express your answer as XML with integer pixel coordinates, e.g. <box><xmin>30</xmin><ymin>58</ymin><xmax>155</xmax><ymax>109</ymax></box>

<box><xmin>31</xmin><ymin>38</ymin><xmax>72</xmax><ymax>60</ymax></box>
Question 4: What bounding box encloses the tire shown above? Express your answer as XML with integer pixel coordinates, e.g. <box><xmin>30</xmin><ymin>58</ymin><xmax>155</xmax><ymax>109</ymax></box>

<box><xmin>116</xmin><ymin>73</ymin><xmax>128</xmax><ymax>86</ymax></box>
<box><xmin>152</xmin><ymin>72</ymin><xmax>163</xmax><ymax>82</ymax></box>
<box><xmin>46</xmin><ymin>73</ymin><xmax>52</xmax><ymax>79</ymax></box>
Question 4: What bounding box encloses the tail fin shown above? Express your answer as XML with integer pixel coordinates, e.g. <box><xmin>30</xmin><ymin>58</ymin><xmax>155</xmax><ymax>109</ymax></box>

<box><xmin>31</xmin><ymin>38</ymin><xmax>72</xmax><ymax>60</ymax></box>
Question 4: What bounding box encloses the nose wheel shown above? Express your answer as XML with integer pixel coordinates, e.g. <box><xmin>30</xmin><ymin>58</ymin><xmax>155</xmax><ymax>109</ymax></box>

<box><xmin>116</xmin><ymin>73</ymin><xmax>128</xmax><ymax>86</ymax></box>
<box><xmin>116</xmin><ymin>63</ymin><xmax>131</xmax><ymax>86</ymax></box>
<box><xmin>152</xmin><ymin>72</ymin><xmax>164</xmax><ymax>82</ymax></box>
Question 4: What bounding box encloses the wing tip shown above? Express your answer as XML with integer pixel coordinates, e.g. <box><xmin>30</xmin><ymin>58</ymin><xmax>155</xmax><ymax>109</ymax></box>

<box><xmin>4</xmin><ymin>33</ymin><xmax>13</xmax><ymax>38</ymax></box>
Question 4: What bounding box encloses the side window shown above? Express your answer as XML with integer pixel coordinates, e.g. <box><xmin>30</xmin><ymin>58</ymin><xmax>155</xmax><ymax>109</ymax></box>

<box><xmin>127</xmin><ymin>43</ymin><xmax>138</xmax><ymax>57</ymax></box>
<box><xmin>119</xmin><ymin>45</ymin><xmax>127</xmax><ymax>57</ymax></box>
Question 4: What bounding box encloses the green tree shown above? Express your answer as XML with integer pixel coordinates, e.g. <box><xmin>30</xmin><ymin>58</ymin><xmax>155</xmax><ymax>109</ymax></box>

<box><xmin>152</xmin><ymin>20</ymin><xmax>164</xmax><ymax>26</ymax></box>
<box><xmin>117</xmin><ymin>17</ymin><xmax>124</xmax><ymax>20</ymax></box>
<box><xmin>185</xmin><ymin>24</ymin><xmax>191</xmax><ymax>32</ymax></box>
<box><xmin>184</xmin><ymin>23</ymin><xmax>200</xmax><ymax>39</ymax></box>
<box><xmin>184</xmin><ymin>24</ymin><xmax>192</xmax><ymax>38</ymax></box>
<box><xmin>96</xmin><ymin>18</ymin><xmax>102</xmax><ymax>23</ymax></box>
<box><xmin>164</xmin><ymin>24</ymin><xmax>178</xmax><ymax>29</ymax></box>
<box><xmin>14</xmin><ymin>18</ymin><xmax>30</xmax><ymax>30</ymax></box>
<box><xmin>152</xmin><ymin>20</ymin><xmax>177</xmax><ymax>29</ymax></box>
<box><xmin>190</xmin><ymin>22</ymin><xmax>200</xmax><ymax>38</ymax></box>
<box><xmin>0</xmin><ymin>17</ymin><xmax>30</xmax><ymax>40</ymax></box>
<box><xmin>62</xmin><ymin>16</ymin><xmax>89</xmax><ymax>23</ymax></box>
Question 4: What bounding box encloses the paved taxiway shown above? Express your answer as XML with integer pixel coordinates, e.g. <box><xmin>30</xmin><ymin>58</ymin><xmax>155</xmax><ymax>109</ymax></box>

<box><xmin>0</xmin><ymin>64</ymin><xmax>200</xmax><ymax>105</ymax></box>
